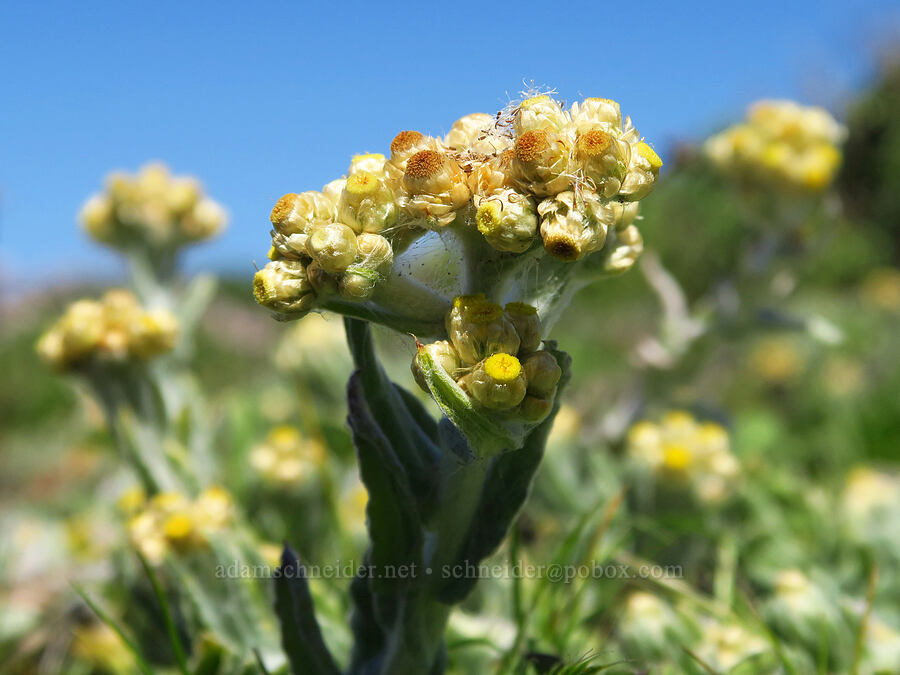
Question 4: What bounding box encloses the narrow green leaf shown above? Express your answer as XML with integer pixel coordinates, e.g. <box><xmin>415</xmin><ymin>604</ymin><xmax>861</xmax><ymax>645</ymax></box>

<box><xmin>136</xmin><ymin>550</ymin><xmax>190</xmax><ymax>675</ymax></box>
<box><xmin>72</xmin><ymin>584</ymin><xmax>154</xmax><ymax>675</ymax></box>
<box><xmin>344</xmin><ymin>318</ymin><xmax>441</xmax><ymax>510</ymax></box>
<box><xmin>273</xmin><ymin>546</ymin><xmax>341</xmax><ymax>675</ymax></box>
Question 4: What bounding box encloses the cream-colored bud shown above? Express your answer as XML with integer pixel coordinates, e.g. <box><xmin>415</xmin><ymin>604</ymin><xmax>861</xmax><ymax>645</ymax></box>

<box><xmin>610</xmin><ymin>201</ymin><xmax>640</xmax><ymax>230</ymax></box>
<box><xmin>137</xmin><ymin>163</ymin><xmax>170</xmax><ymax>197</ymax></box>
<box><xmin>574</xmin><ymin>130</ymin><xmax>630</xmax><ymax>198</ymax></box>
<box><xmin>182</xmin><ymin>198</ymin><xmax>226</xmax><ymax>240</ymax></box>
<box><xmin>570</xmin><ymin>98</ymin><xmax>623</xmax><ymax>133</ymax></box>
<box><xmin>504</xmin><ymin>302</ymin><xmax>542</xmax><ymax>353</ymax></box>
<box><xmin>355</xmin><ymin>232</ymin><xmax>394</xmax><ymax>271</ymax></box>
<box><xmin>165</xmin><ymin>178</ymin><xmax>201</xmax><ymax>215</ymax></box>
<box><xmin>305</xmin><ymin>259</ymin><xmax>339</xmax><ymax>295</ymax></box>
<box><xmin>80</xmin><ymin>195</ymin><xmax>115</xmax><ymax>240</ymax></box>
<box><xmin>446</xmin><ymin>297</ymin><xmax>520</xmax><ymax>366</ymax></box>
<box><xmin>538</xmin><ymin>189</ymin><xmax>612</xmax><ymax>261</ymax></box>
<box><xmin>515</xmin><ymin>95</ymin><xmax>570</xmax><ymax>135</ymax></box>
<box><xmin>474</xmin><ymin>190</ymin><xmax>538</xmax><ymax>253</ymax></box>
<box><xmin>321</xmin><ymin>178</ymin><xmax>347</xmax><ymax>206</ymax></box>
<box><xmin>444</xmin><ymin>113</ymin><xmax>499</xmax><ymax>153</ymax></box>
<box><xmin>512</xmin><ymin>129</ymin><xmax>571</xmax><ymax>197</ymax></box>
<box><xmin>603</xmin><ymin>224</ymin><xmax>643</xmax><ymax>274</ymax></box>
<box><xmin>401</xmin><ymin>150</ymin><xmax>471</xmax><ymax>227</ymax></box>
<box><xmin>384</xmin><ymin>130</ymin><xmax>444</xmax><ymax>190</ymax></box>
<box><xmin>411</xmin><ymin>340</ymin><xmax>461</xmax><ymax>392</ymax></box>
<box><xmin>271</xmin><ymin>231</ymin><xmax>310</xmax><ymax>259</ymax></box>
<box><xmin>348</xmin><ymin>153</ymin><xmax>386</xmax><ymax>177</ymax></box>
<box><xmin>470</xmin><ymin>150</ymin><xmax>514</xmax><ymax>194</ymax></box>
<box><xmin>522</xmin><ymin>350</ymin><xmax>561</xmax><ymax>397</ymax></box>
<box><xmin>339</xmin><ymin>172</ymin><xmax>398</xmax><ymax>234</ymax></box>
<box><xmin>467</xmin><ymin>353</ymin><xmax>527</xmax><ymax>410</ymax></box>
<box><xmin>619</xmin><ymin>142</ymin><xmax>662</xmax><ymax>201</ymax></box>
<box><xmin>253</xmin><ymin>260</ymin><xmax>315</xmax><ymax>313</ymax></box>
<box><xmin>270</xmin><ymin>191</ymin><xmax>336</xmax><ymax>236</ymax></box>
<box><xmin>306</xmin><ymin>223</ymin><xmax>358</xmax><ymax>274</ymax></box>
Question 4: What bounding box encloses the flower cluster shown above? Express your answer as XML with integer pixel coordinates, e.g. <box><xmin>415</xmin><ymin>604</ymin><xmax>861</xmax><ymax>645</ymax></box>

<box><xmin>36</xmin><ymin>289</ymin><xmax>178</xmax><ymax>370</ymax></box>
<box><xmin>250</xmin><ymin>425</ymin><xmax>325</xmax><ymax>486</ymax></box>
<box><xmin>413</xmin><ymin>295</ymin><xmax>561</xmax><ymax>421</ymax></box>
<box><xmin>704</xmin><ymin>100</ymin><xmax>845</xmax><ymax>192</ymax></box>
<box><xmin>626</xmin><ymin>411</ymin><xmax>739</xmax><ymax>503</ymax></box>
<box><xmin>122</xmin><ymin>486</ymin><xmax>234</xmax><ymax>563</ymax></box>
<box><xmin>80</xmin><ymin>162</ymin><xmax>227</xmax><ymax>248</ymax></box>
<box><xmin>254</xmin><ymin>94</ymin><xmax>660</xmax><ymax>318</ymax></box>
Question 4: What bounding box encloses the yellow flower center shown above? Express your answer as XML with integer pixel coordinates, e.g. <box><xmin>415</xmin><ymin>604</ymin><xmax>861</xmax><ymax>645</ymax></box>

<box><xmin>662</xmin><ymin>444</ymin><xmax>692</xmax><ymax>472</ymax></box>
<box><xmin>346</xmin><ymin>172</ymin><xmax>380</xmax><ymax>196</ymax></box>
<box><xmin>163</xmin><ymin>513</ymin><xmax>194</xmax><ymax>541</ymax></box>
<box><xmin>484</xmin><ymin>353</ymin><xmax>522</xmax><ymax>382</ymax></box>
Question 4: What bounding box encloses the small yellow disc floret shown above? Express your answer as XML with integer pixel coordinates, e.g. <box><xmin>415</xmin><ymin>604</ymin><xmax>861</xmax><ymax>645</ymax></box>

<box><xmin>483</xmin><ymin>353</ymin><xmax>522</xmax><ymax>382</ymax></box>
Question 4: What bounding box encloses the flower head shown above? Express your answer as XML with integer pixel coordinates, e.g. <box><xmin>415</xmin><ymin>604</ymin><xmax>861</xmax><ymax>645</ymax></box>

<box><xmin>37</xmin><ymin>290</ymin><xmax>177</xmax><ymax>370</ymax></box>
<box><xmin>80</xmin><ymin>162</ymin><xmax>226</xmax><ymax>248</ymax></box>
<box><xmin>704</xmin><ymin>100</ymin><xmax>845</xmax><ymax>192</ymax></box>
<box><xmin>626</xmin><ymin>412</ymin><xmax>739</xmax><ymax>503</ymax></box>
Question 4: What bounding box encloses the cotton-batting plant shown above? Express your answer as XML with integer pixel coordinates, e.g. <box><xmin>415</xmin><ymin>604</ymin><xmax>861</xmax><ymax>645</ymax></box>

<box><xmin>254</xmin><ymin>92</ymin><xmax>661</xmax><ymax>674</ymax></box>
<box><xmin>634</xmin><ymin>101</ymin><xmax>847</xmax><ymax>372</ymax></box>
<box><xmin>36</xmin><ymin>167</ymin><xmax>287</xmax><ymax>671</ymax></box>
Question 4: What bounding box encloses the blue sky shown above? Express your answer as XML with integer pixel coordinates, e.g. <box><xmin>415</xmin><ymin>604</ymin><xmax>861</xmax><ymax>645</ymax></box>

<box><xmin>1</xmin><ymin>0</ymin><xmax>898</xmax><ymax>292</ymax></box>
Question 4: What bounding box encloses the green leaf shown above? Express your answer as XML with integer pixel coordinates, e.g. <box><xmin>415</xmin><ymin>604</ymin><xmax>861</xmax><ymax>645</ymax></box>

<box><xmin>72</xmin><ymin>584</ymin><xmax>155</xmax><ymax>675</ymax></box>
<box><xmin>136</xmin><ymin>550</ymin><xmax>190</xmax><ymax>675</ymax></box>
<box><xmin>347</xmin><ymin>373</ymin><xmax>424</xmax><ymax>613</ymax></box>
<box><xmin>344</xmin><ymin>318</ymin><xmax>440</xmax><ymax>511</ymax></box>
<box><xmin>273</xmin><ymin>546</ymin><xmax>341</xmax><ymax>675</ymax></box>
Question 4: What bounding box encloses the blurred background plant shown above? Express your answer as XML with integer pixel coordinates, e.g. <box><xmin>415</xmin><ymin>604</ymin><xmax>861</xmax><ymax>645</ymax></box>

<box><xmin>3</xmin><ymin>23</ymin><xmax>900</xmax><ymax>675</ymax></box>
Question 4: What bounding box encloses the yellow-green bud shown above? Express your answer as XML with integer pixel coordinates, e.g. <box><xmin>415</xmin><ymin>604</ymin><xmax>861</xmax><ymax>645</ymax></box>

<box><xmin>339</xmin><ymin>172</ymin><xmax>398</xmax><ymax>234</ymax></box>
<box><xmin>270</xmin><ymin>191</ymin><xmax>335</xmax><ymax>236</ymax></box>
<box><xmin>518</xmin><ymin>395</ymin><xmax>553</xmax><ymax>422</ymax></box>
<box><xmin>504</xmin><ymin>302</ymin><xmax>542</xmax><ymax>353</ymax></box>
<box><xmin>130</xmin><ymin>311</ymin><xmax>179</xmax><ymax>359</ymax></box>
<box><xmin>338</xmin><ymin>267</ymin><xmax>378</xmax><ymax>301</ymax></box>
<box><xmin>80</xmin><ymin>195</ymin><xmax>115</xmax><ymax>241</ymax></box>
<box><xmin>522</xmin><ymin>350</ymin><xmax>561</xmax><ymax>397</ymax></box>
<box><xmin>474</xmin><ymin>190</ymin><xmax>538</xmax><ymax>253</ymax></box>
<box><xmin>411</xmin><ymin>340</ymin><xmax>461</xmax><ymax>392</ymax></box>
<box><xmin>446</xmin><ymin>297</ymin><xmax>520</xmax><ymax>366</ymax></box>
<box><xmin>538</xmin><ymin>189</ymin><xmax>612</xmax><ymax>261</ymax></box>
<box><xmin>182</xmin><ymin>198</ymin><xmax>226</xmax><ymax>241</ymax></box>
<box><xmin>467</xmin><ymin>353</ymin><xmax>527</xmax><ymax>410</ymax></box>
<box><xmin>306</xmin><ymin>223</ymin><xmax>358</xmax><ymax>274</ymax></box>
<box><xmin>165</xmin><ymin>178</ymin><xmax>201</xmax><ymax>215</ymax></box>
<box><xmin>253</xmin><ymin>260</ymin><xmax>315</xmax><ymax>313</ymax></box>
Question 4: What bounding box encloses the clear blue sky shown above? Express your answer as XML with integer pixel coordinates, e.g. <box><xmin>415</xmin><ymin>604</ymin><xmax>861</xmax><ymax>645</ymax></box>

<box><xmin>1</xmin><ymin>0</ymin><xmax>898</xmax><ymax>293</ymax></box>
